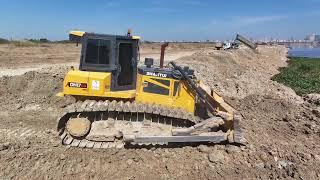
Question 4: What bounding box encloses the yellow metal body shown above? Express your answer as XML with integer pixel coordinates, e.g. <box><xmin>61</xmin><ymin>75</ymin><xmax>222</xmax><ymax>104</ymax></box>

<box><xmin>60</xmin><ymin>69</ymin><xmax>196</xmax><ymax>113</ymax></box>
<box><xmin>61</xmin><ymin>70</ymin><xmax>136</xmax><ymax>99</ymax></box>
<box><xmin>69</xmin><ymin>30</ymin><xmax>140</xmax><ymax>40</ymax></box>
<box><xmin>135</xmin><ymin>74</ymin><xmax>195</xmax><ymax>113</ymax></box>
<box><xmin>69</xmin><ymin>31</ymin><xmax>86</xmax><ymax>37</ymax></box>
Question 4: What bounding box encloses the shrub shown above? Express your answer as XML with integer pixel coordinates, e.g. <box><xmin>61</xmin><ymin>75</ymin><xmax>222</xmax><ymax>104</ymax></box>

<box><xmin>0</xmin><ymin>38</ymin><xmax>9</xmax><ymax>44</ymax></box>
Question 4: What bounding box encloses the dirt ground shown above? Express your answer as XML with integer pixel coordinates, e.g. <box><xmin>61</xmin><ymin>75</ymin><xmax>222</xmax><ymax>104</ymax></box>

<box><xmin>0</xmin><ymin>42</ymin><xmax>201</xmax><ymax>77</ymax></box>
<box><xmin>0</xmin><ymin>43</ymin><xmax>319</xmax><ymax>179</ymax></box>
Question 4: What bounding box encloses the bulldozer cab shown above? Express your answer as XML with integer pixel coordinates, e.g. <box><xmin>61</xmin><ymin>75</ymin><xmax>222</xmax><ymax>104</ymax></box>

<box><xmin>77</xmin><ymin>32</ymin><xmax>139</xmax><ymax>91</ymax></box>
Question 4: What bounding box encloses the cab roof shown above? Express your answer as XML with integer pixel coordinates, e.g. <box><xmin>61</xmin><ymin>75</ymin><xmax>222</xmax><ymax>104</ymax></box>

<box><xmin>69</xmin><ymin>30</ymin><xmax>140</xmax><ymax>40</ymax></box>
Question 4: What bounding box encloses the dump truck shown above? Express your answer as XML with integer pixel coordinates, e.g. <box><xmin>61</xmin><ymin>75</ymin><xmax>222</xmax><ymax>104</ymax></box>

<box><xmin>56</xmin><ymin>30</ymin><xmax>246</xmax><ymax>149</ymax></box>
<box><xmin>235</xmin><ymin>34</ymin><xmax>257</xmax><ymax>50</ymax></box>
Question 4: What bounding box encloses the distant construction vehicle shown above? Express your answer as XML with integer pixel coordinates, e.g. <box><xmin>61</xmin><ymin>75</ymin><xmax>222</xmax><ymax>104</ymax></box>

<box><xmin>235</xmin><ymin>34</ymin><xmax>257</xmax><ymax>50</ymax></box>
<box><xmin>223</xmin><ymin>42</ymin><xmax>239</xmax><ymax>50</ymax></box>
<box><xmin>56</xmin><ymin>30</ymin><xmax>245</xmax><ymax>149</ymax></box>
<box><xmin>221</xmin><ymin>34</ymin><xmax>257</xmax><ymax>51</ymax></box>
<box><xmin>215</xmin><ymin>42</ymin><xmax>223</xmax><ymax>50</ymax></box>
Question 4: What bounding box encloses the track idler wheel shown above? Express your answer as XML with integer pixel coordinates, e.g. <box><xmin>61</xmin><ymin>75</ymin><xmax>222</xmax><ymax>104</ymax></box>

<box><xmin>66</xmin><ymin>117</ymin><xmax>91</xmax><ymax>138</ymax></box>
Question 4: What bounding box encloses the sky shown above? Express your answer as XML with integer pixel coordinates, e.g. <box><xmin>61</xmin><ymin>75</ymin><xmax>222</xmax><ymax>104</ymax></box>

<box><xmin>0</xmin><ymin>0</ymin><xmax>319</xmax><ymax>41</ymax></box>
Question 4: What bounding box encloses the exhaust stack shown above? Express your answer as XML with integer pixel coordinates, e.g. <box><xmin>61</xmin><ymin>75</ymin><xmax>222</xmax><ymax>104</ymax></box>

<box><xmin>160</xmin><ymin>42</ymin><xmax>169</xmax><ymax>68</ymax></box>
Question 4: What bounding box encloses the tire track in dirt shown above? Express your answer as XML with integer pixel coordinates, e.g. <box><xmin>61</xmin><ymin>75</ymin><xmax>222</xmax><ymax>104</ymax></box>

<box><xmin>0</xmin><ymin>127</ymin><xmax>51</xmax><ymax>141</ymax></box>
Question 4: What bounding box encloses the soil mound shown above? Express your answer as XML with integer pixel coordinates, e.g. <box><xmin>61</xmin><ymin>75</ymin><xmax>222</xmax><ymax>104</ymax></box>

<box><xmin>0</xmin><ymin>66</ymin><xmax>73</xmax><ymax>111</ymax></box>
<box><xmin>179</xmin><ymin>46</ymin><xmax>302</xmax><ymax>102</ymax></box>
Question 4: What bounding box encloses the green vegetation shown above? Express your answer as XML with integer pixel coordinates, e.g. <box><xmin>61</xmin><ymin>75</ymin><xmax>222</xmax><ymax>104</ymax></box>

<box><xmin>272</xmin><ymin>57</ymin><xmax>320</xmax><ymax>95</ymax></box>
<box><xmin>13</xmin><ymin>38</ymin><xmax>51</xmax><ymax>46</ymax></box>
<box><xmin>10</xmin><ymin>40</ymin><xmax>38</xmax><ymax>47</ymax></box>
<box><xmin>0</xmin><ymin>38</ymin><xmax>9</xmax><ymax>44</ymax></box>
<box><xmin>0</xmin><ymin>37</ymin><xmax>72</xmax><ymax>46</ymax></box>
<box><xmin>28</xmin><ymin>38</ymin><xmax>50</xmax><ymax>43</ymax></box>
<box><xmin>54</xmin><ymin>40</ymin><xmax>72</xmax><ymax>44</ymax></box>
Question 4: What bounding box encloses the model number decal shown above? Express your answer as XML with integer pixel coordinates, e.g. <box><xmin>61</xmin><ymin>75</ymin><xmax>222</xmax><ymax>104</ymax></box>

<box><xmin>146</xmin><ymin>72</ymin><xmax>167</xmax><ymax>78</ymax></box>
<box><xmin>68</xmin><ymin>82</ymin><xmax>87</xmax><ymax>88</ymax></box>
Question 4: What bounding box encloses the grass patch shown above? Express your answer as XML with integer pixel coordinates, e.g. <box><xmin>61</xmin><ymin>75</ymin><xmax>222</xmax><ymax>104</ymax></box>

<box><xmin>53</xmin><ymin>40</ymin><xmax>73</xmax><ymax>44</ymax></box>
<box><xmin>0</xmin><ymin>38</ymin><xmax>9</xmax><ymax>44</ymax></box>
<box><xmin>28</xmin><ymin>38</ymin><xmax>50</xmax><ymax>43</ymax></box>
<box><xmin>10</xmin><ymin>40</ymin><xmax>37</xmax><ymax>47</ymax></box>
<box><xmin>272</xmin><ymin>57</ymin><xmax>320</xmax><ymax>95</ymax></box>
<box><xmin>0</xmin><ymin>37</ymin><xmax>73</xmax><ymax>45</ymax></box>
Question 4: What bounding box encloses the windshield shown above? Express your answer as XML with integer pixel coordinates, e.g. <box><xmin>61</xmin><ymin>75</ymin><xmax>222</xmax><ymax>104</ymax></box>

<box><xmin>85</xmin><ymin>39</ymin><xmax>111</xmax><ymax>65</ymax></box>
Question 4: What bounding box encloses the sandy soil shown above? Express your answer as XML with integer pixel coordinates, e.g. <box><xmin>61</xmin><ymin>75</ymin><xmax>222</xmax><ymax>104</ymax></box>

<box><xmin>0</xmin><ymin>43</ymin><xmax>319</xmax><ymax>179</ymax></box>
<box><xmin>0</xmin><ymin>43</ymin><xmax>202</xmax><ymax>77</ymax></box>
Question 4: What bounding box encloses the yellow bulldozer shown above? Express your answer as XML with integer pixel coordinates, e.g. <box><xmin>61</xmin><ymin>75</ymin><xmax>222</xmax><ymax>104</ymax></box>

<box><xmin>56</xmin><ymin>30</ymin><xmax>245</xmax><ymax>149</ymax></box>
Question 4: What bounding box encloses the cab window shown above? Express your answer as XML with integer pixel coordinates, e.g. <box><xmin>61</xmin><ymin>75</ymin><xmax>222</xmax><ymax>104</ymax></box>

<box><xmin>85</xmin><ymin>39</ymin><xmax>111</xmax><ymax>65</ymax></box>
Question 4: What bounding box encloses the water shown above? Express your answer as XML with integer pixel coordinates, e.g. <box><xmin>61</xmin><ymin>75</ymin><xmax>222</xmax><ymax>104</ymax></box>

<box><xmin>288</xmin><ymin>48</ymin><xmax>320</xmax><ymax>58</ymax></box>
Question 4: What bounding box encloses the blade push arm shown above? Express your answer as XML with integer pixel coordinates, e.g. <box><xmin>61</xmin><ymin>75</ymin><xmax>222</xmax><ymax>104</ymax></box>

<box><xmin>169</xmin><ymin>61</ymin><xmax>218</xmax><ymax>114</ymax></box>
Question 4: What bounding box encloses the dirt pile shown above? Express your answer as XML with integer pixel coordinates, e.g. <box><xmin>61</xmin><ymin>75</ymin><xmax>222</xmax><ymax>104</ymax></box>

<box><xmin>0</xmin><ymin>44</ymin><xmax>319</xmax><ymax>179</ymax></box>
<box><xmin>179</xmin><ymin>46</ymin><xmax>301</xmax><ymax>102</ymax></box>
<box><xmin>175</xmin><ymin>46</ymin><xmax>320</xmax><ymax>178</ymax></box>
<box><xmin>0</xmin><ymin>66</ymin><xmax>74</xmax><ymax>111</ymax></box>
<box><xmin>140</xmin><ymin>42</ymin><xmax>214</xmax><ymax>51</ymax></box>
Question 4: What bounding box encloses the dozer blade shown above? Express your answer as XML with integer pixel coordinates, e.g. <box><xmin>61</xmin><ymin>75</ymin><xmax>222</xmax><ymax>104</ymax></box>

<box><xmin>198</xmin><ymin>82</ymin><xmax>246</xmax><ymax>144</ymax></box>
<box><xmin>170</xmin><ymin>61</ymin><xmax>246</xmax><ymax>145</ymax></box>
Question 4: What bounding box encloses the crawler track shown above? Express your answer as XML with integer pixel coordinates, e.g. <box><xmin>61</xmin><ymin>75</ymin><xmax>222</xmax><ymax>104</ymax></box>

<box><xmin>57</xmin><ymin>100</ymin><xmax>237</xmax><ymax>149</ymax></box>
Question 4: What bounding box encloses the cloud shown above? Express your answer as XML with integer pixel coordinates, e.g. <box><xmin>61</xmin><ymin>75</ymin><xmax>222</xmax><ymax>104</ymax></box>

<box><xmin>231</xmin><ymin>15</ymin><xmax>288</xmax><ymax>25</ymax></box>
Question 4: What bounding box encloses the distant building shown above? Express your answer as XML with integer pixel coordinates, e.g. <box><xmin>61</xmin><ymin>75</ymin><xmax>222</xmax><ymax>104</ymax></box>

<box><xmin>305</xmin><ymin>33</ymin><xmax>320</xmax><ymax>42</ymax></box>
